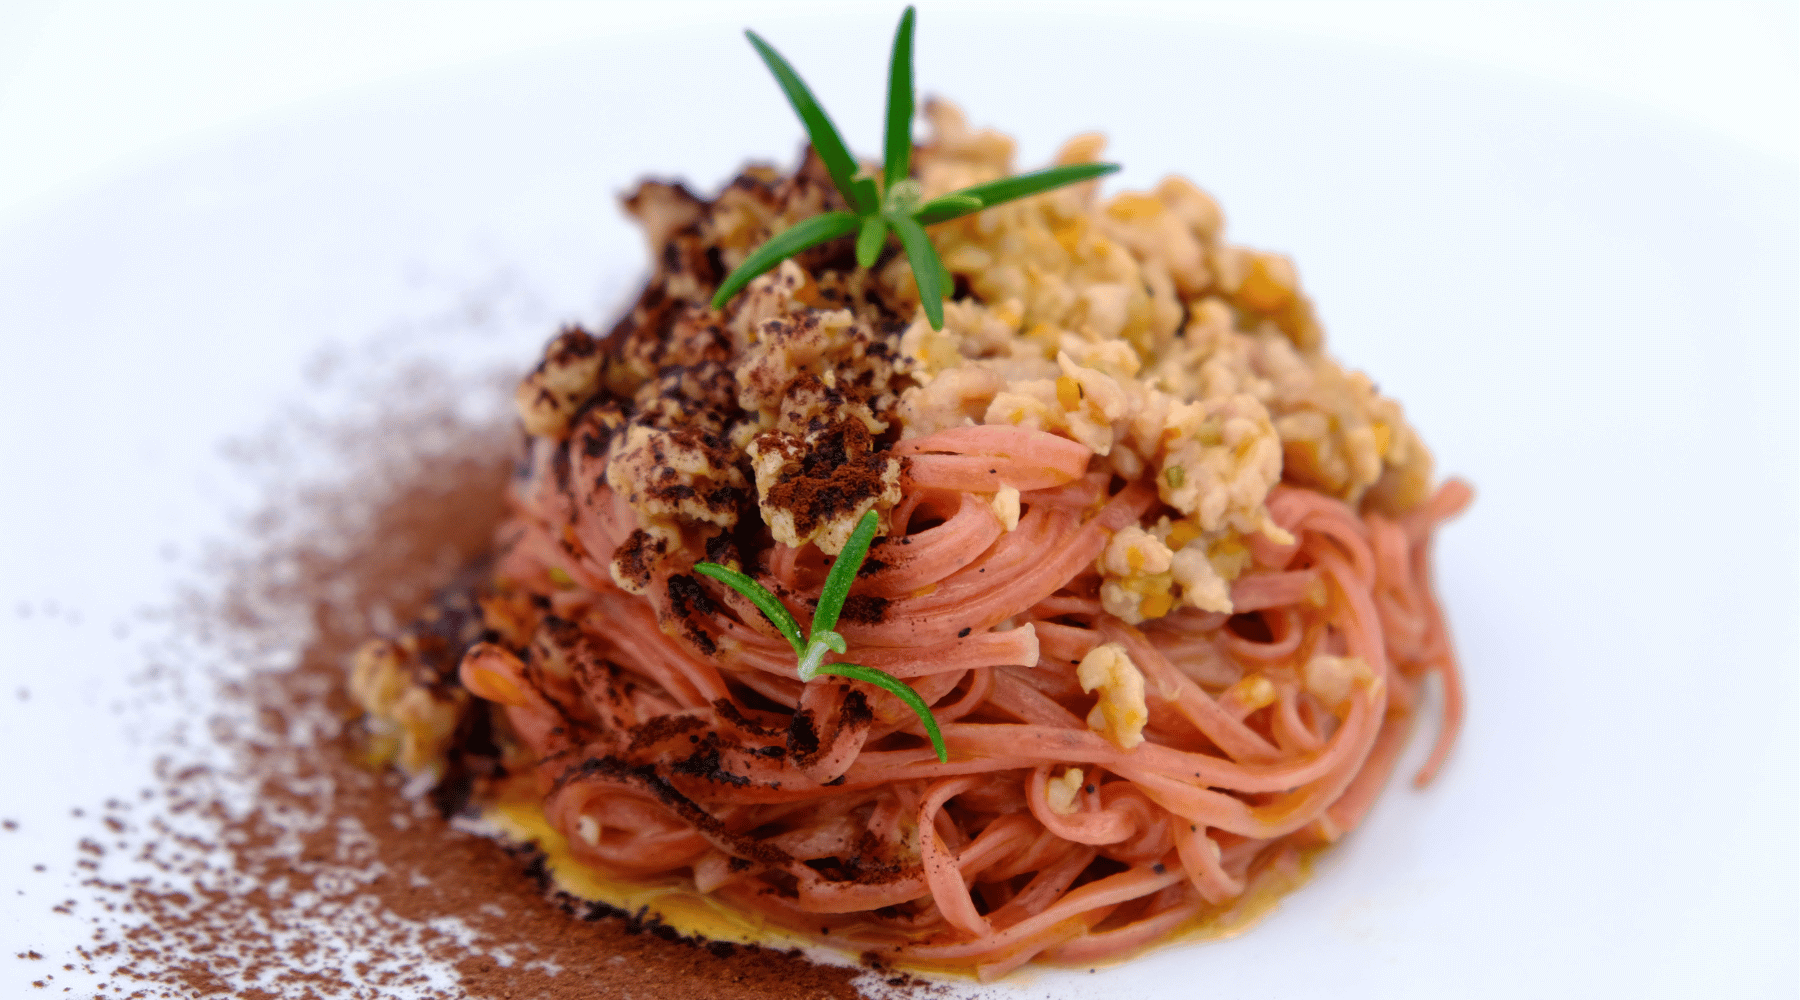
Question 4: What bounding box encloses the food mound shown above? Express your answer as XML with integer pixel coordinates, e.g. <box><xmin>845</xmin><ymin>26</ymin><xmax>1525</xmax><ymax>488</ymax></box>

<box><xmin>350</xmin><ymin>100</ymin><xmax>1469</xmax><ymax>979</ymax></box>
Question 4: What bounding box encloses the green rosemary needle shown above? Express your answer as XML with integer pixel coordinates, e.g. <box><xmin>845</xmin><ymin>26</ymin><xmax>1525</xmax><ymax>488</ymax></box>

<box><xmin>710</xmin><ymin>6</ymin><xmax>1120</xmax><ymax>330</ymax></box>
<box><xmin>694</xmin><ymin>510</ymin><xmax>948</xmax><ymax>764</ymax></box>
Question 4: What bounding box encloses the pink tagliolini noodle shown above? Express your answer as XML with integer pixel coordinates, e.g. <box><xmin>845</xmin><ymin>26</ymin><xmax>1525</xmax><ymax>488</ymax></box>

<box><xmin>345</xmin><ymin>104</ymin><xmax>1475</xmax><ymax>980</ymax></box>
<box><xmin>450</xmin><ymin>418</ymin><xmax>1471</xmax><ymax>978</ymax></box>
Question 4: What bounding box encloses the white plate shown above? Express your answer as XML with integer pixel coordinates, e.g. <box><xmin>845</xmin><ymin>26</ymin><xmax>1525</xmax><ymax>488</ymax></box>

<box><xmin>1</xmin><ymin>9</ymin><xmax>1794</xmax><ymax>998</ymax></box>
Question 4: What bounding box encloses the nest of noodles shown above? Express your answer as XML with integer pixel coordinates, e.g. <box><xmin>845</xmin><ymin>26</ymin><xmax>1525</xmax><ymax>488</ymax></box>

<box><xmin>350</xmin><ymin>101</ymin><xmax>1470</xmax><ymax>980</ymax></box>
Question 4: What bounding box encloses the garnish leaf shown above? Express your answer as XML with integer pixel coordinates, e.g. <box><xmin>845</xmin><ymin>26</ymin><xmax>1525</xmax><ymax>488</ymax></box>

<box><xmin>915</xmin><ymin>162</ymin><xmax>1121</xmax><ymax>225</ymax></box>
<box><xmin>912</xmin><ymin>193</ymin><xmax>980</xmax><ymax>225</ymax></box>
<box><xmin>912</xmin><ymin>199</ymin><xmax>967</xmax><ymax>228</ymax></box>
<box><xmin>701</xmin><ymin>509</ymin><xmax>947</xmax><ymax>768</ymax></box>
<box><xmin>812</xmin><ymin>509</ymin><xmax>881</xmax><ymax>637</ymax></box>
<box><xmin>689</xmin><ymin>9</ymin><xmax>1130</xmax><ymax>775</ymax></box>
<box><xmin>715</xmin><ymin>14</ymin><xmax>1120</xmax><ymax>339</ymax></box>
<box><xmin>855</xmin><ymin>215</ymin><xmax>889</xmax><ymax>269</ymax></box>
<box><xmin>693</xmin><ymin>562</ymin><xmax>806</xmax><ymax>657</ymax></box>
<box><xmin>814</xmin><ymin>663</ymin><xmax>949</xmax><ymax>763</ymax></box>
<box><xmin>746</xmin><ymin>31</ymin><xmax>875</xmax><ymax>214</ymax></box>
<box><xmin>883</xmin><ymin>7</ymin><xmax>916</xmax><ymax>191</ymax></box>
<box><xmin>882</xmin><ymin>178</ymin><xmax>924</xmax><ymax>217</ymax></box>
<box><xmin>710</xmin><ymin>211</ymin><xmax>859</xmax><ymax>310</ymax></box>
<box><xmin>848</xmin><ymin>175</ymin><xmax>881</xmax><ymax>215</ymax></box>
<box><xmin>889</xmin><ymin>214</ymin><xmax>947</xmax><ymax>331</ymax></box>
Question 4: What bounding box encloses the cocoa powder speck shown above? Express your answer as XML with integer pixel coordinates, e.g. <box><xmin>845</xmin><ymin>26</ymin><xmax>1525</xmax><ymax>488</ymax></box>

<box><xmin>12</xmin><ymin>349</ymin><xmax>907</xmax><ymax>1000</ymax></box>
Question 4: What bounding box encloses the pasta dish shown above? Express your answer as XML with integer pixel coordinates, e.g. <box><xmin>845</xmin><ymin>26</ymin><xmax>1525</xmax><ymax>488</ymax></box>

<box><xmin>347</xmin><ymin>15</ymin><xmax>1469</xmax><ymax>979</ymax></box>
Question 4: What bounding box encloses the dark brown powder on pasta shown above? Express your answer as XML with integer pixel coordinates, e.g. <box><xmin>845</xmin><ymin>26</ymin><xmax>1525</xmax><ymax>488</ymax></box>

<box><xmin>11</xmin><ymin>358</ymin><xmax>908</xmax><ymax>999</ymax></box>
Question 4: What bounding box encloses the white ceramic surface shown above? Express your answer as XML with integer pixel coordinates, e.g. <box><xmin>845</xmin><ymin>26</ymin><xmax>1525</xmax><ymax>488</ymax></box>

<box><xmin>1</xmin><ymin>10</ymin><xmax>1794</xmax><ymax>997</ymax></box>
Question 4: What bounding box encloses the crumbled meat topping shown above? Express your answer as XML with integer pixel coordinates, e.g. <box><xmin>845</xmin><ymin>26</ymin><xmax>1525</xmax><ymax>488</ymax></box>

<box><xmin>509</xmin><ymin>100</ymin><xmax>1435</xmax><ymax>612</ymax></box>
<box><xmin>506</xmin><ymin>153</ymin><xmax>927</xmax><ymax>586</ymax></box>
<box><xmin>888</xmin><ymin>99</ymin><xmax>1433</xmax><ymax>619</ymax></box>
<box><xmin>514</xmin><ymin>326</ymin><xmax>605</xmax><ymax>439</ymax></box>
<box><xmin>1303</xmin><ymin>653</ymin><xmax>1376</xmax><ymax>711</ymax></box>
<box><xmin>989</xmin><ymin>484</ymin><xmax>1020</xmax><ymax>531</ymax></box>
<box><xmin>1097</xmin><ymin>525</ymin><xmax>1175</xmax><ymax>624</ymax></box>
<box><xmin>1076</xmin><ymin>643</ymin><xmax>1147</xmax><ymax>751</ymax></box>
<box><xmin>1045</xmin><ymin>767</ymin><xmax>1084</xmax><ymax>816</ymax></box>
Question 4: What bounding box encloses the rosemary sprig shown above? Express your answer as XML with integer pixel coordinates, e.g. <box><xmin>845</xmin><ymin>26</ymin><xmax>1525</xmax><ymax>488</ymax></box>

<box><xmin>710</xmin><ymin>6</ymin><xmax>1120</xmax><ymax>330</ymax></box>
<box><xmin>694</xmin><ymin>510</ymin><xmax>948</xmax><ymax>764</ymax></box>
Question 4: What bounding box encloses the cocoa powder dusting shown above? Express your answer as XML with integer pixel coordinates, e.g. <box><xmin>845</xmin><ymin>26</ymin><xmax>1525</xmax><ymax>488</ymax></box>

<box><xmin>7</xmin><ymin>356</ymin><xmax>930</xmax><ymax>999</ymax></box>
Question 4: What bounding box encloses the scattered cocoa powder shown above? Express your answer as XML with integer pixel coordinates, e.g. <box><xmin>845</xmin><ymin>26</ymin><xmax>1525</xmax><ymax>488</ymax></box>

<box><xmin>10</xmin><ymin>351</ymin><xmax>941</xmax><ymax>999</ymax></box>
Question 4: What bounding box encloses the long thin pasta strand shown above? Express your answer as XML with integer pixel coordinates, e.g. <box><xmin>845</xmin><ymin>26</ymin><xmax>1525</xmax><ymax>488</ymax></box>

<box><xmin>460</xmin><ymin>430</ymin><xmax>1470</xmax><ymax>971</ymax></box>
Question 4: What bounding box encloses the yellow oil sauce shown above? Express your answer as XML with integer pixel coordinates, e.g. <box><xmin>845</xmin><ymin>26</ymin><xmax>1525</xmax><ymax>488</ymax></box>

<box><xmin>1104</xmin><ymin>849</ymin><xmax>1317</xmax><ymax>965</ymax></box>
<box><xmin>480</xmin><ymin>800</ymin><xmax>1322</xmax><ymax>980</ymax></box>
<box><xmin>482</xmin><ymin>801</ymin><xmax>827</xmax><ymax>954</ymax></box>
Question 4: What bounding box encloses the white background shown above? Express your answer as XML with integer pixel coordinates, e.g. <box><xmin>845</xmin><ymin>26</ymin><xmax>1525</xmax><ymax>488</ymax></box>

<box><xmin>0</xmin><ymin>3</ymin><xmax>1794</xmax><ymax>998</ymax></box>
<box><xmin>1</xmin><ymin>0</ymin><xmax>1796</xmax><ymax>227</ymax></box>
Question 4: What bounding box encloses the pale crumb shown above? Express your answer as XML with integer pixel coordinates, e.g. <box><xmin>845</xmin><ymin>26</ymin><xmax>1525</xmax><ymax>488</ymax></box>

<box><xmin>989</xmin><ymin>484</ymin><xmax>1021</xmax><ymax>531</ymax></box>
<box><xmin>1098</xmin><ymin>526</ymin><xmax>1178</xmax><ymax>623</ymax></box>
<box><xmin>1077</xmin><ymin>643</ymin><xmax>1147</xmax><ymax>750</ymax></box>
<box><xmin>577</xmin><ymin>814</ymin><xmax>602</xmax><ymax>846</ymax></box>
<box><xmin>1303</xmin><ymin>654</ymin><xmax>1374</xmax><ymax>710</ymax></box>
<box><xmin>349</xmin><ymin>639</ymin><xmax>409</xmax><ymax>716</ymax></box>
<box><xmin>1224</xmin><ymin>674</ymin><xmax>1277</xmax><ymax>714</ymax></box>
<box><xmin>514</xmin><ymin>328</ymin><xmax>603</xmax><ymax>439</ymax></box>
<box><xmin>1046</xmin><ymin>767</ymin><xmax>1084</xmax><ymax>815</ymax></box>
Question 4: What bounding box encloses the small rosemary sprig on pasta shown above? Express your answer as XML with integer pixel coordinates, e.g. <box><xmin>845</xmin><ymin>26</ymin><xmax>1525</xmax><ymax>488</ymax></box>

<box><xmin>694</xmin><ymin>509</ymin><xmax>948</xmax><ymax>764</ymax></box>
<box><xmin>709</xmin><ymin>6</ymin><xmax>1120</xmax><ymax>330</ymax></box>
